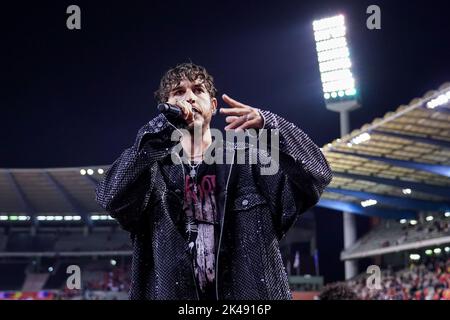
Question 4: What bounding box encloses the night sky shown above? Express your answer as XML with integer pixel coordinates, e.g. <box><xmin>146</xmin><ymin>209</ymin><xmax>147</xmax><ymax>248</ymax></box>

<box><xmin>2</xmin><ymin>0</ymin><xmax>449</xmax><ymax>282</ymax></box>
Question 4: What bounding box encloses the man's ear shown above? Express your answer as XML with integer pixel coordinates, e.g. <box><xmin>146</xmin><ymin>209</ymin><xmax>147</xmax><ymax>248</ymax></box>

<box><xmin>211</xmin><ymin>97</ymin><xmax>218</xmax><ymax>115</ymax></box>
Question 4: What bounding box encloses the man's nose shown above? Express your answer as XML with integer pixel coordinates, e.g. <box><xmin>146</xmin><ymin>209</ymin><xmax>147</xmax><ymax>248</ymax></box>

<box><xmin>185</xmin><ymin>89</ymin><xmax>196</xmax><ymax>104</ymax></box>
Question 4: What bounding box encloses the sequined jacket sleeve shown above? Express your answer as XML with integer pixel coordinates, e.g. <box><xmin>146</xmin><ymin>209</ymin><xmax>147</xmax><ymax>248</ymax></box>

<box><xmin>95</xmin><ymin>114</ymin><xmax>181</xmax><ymax>232</ymax></box>
<box><xmin>257</xmin><ymin>110</ymin><xmax>333</xmax><ymax>240</ymax></box>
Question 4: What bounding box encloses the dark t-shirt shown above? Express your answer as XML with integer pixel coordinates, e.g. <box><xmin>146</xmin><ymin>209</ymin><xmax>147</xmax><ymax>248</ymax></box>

<box><xmin>181</xmin><ymin>161</ymin><xmax>219</xmax><ymax>300</ymax></box>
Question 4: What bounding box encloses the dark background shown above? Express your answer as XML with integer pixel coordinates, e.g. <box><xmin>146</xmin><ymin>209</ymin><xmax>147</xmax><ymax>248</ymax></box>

<box><xmin>1</xmin><ymin>0</ymin><xmax>449</xmax><ymax>282</ymax></box>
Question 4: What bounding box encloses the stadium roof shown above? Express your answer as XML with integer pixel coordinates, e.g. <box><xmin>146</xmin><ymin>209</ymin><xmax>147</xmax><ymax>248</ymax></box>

<box><xmin>318</xmin><ymin>83</ymin><xmax>450</xmax><ymax>220</ymax></box>
<box><xmin>0</xmin><ymin>167</ymin><xmax>105</xmax><ymax>224</ymax></box>
<box><xmin>1</xmin><ymin>84</ymin><xmax>449</xmax><ymax>224</ymax></box>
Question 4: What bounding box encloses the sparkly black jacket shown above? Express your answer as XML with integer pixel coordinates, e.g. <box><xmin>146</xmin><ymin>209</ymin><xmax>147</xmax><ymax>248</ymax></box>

<box><xmin>95</xmin><ymin>110</ymin><xmax>332</xmax><ymax>300</ymax></box>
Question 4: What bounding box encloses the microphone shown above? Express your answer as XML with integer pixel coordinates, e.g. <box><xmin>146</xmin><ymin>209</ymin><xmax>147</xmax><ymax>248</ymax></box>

<box><xmin>157</xmin><ymin>103</ymin><xmax>182</xmax><ymax>118</ymax></box>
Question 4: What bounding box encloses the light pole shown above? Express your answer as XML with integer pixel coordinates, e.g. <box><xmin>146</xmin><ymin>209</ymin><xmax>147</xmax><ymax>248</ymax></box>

<box><xmin>312</xmin><ymin>14</ymin><xmax>360</xmax><ymax>280</ymax></box>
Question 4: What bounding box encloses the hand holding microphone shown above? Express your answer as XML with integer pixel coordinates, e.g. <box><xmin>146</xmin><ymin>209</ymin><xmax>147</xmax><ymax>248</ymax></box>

<box><xmin>157</xmin><ymin>99</ymin><xmax>194</xmax><ymax>124</ymax></box>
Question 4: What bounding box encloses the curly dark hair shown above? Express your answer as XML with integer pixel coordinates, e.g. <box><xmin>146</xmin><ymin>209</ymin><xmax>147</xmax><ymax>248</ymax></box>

<box><xmin>154</xmin><ymin>62</ymin><xmax>217</xmax><ymax>103</ymax></box>
<box><xmin>318</xmin><ymin>283</ymin><xmax>359</xmax><ymax>300</ymax></box>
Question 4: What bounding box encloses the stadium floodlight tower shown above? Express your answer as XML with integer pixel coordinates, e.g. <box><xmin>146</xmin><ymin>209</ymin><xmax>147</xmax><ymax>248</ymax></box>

<box><xmin>313</xmin><ymin>14</ymin><xmax>360</xmax><ymax>280</ymax></box>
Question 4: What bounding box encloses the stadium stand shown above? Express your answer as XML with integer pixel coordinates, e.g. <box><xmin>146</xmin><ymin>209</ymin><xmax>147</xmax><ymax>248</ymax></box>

<box><xmin>44</xmin><ymin>262</ymin><xmax>74</xmax><ymax>290</ymax></box>
<box><xmin>342</xmin><ymin>214</ymin><xmax>450</xmax><ymax>259</ymax></box>
<box><xmin>0</xmin><ymin>232</ymin><xmax>7</xmax><ymax>252</ymax></box>
<box><xmin>0</xmin><ymin>262</ymin><xmax>28</xmax><ymax>291</ymax></box>
<box><xmin>0</xmin><ymin>227</ymin><xmax>131</xmax><ymax>254</ymax></box>
<box><xmin>345</xmin><ymin>256</ymin><xmax>450</xmax><ymax>300</ymax></box>
<box><xmin>22</xmin><ymin>273</ymin><xmax>49</xmax><ymax>291</ymax></box>
<box><xmin>53</xmin><ymin>231</ymin><xmax>131</xmax><ymax>252</ymax></box>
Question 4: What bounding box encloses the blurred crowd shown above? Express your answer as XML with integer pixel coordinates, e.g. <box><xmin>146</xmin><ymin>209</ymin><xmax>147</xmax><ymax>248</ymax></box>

<box><xmin>345</xmin><ymin>257</ymin><xmax>450</xmax><ymax>300</ymax></box>
<box><xmin>381</xmin><ymin>217</ymin><xmax>450</xmax><ymax>248</ymax></box>
<box><xmin>55</xmin><ymin>266</ymin><xmax>130</xmax><ymax>300</ymax></box>
<box><xmin>85</xmin><ymin>267</ymin><xmax>130</xmax><ymax>292</ymax></box>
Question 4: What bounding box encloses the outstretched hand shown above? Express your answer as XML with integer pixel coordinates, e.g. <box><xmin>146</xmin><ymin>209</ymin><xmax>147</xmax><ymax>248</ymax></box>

<box><xmin>220</xmin><ymin>94</ymin><xmax>264</xmax><ymax>132</ymax></box>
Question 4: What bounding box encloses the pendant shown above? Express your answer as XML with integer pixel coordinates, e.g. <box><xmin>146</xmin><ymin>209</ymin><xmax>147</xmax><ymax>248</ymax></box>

<box><xmin>190</xmin><ymin>168</ymin><xmax>196</xmax><ymax>178</ymax></box>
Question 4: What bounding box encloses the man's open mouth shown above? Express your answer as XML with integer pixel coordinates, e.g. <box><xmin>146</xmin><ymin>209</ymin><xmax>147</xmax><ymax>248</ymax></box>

<box><xmin>192</xmin><ymin>106</ymin><xmax>201</xmax><ymax>115</ymax></box>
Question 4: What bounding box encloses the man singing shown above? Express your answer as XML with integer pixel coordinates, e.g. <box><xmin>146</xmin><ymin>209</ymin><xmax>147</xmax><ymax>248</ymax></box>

<box><xmin>95</xmin><ymin>63</ymin><xmax>332</xmax><ymax>300</ymax></box>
